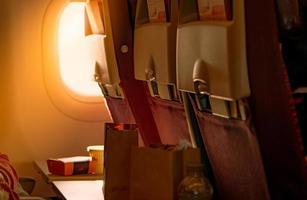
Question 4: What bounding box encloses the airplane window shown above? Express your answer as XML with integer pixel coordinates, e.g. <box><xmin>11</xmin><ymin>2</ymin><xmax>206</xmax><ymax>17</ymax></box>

<box><xmin>42</xmin><ymin>0</ymin><xmax>111</xmax><ymax>122</ymax></box>
<box><xmin>58</xmin><ymin>2</ymin><xmax>101</xmax><ymax>97</ymax></box>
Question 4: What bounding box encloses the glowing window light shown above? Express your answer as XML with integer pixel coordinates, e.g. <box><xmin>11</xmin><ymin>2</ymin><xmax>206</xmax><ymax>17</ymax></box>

<box><xmin>58</xmin><ymin>2</ymin><xmax>101</xmax><ymax>96</ymax></box>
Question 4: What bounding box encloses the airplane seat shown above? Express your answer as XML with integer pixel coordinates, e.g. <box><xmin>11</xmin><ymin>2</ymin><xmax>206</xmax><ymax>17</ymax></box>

<box><xmin>189</xmin><ymin>98</ymin><xmax>270</xmax><ymax>200</ymax></box>
<box><xmin>174</xmin><ymin>0</ymin><xmax>307</xmax><ymax>198</ymax></box>
<box><xmin>174</xmin><ymin>0</ymin><xmax>271</xmax><ymax>199</ymax></box>
<box><xmin>85</xmin><ymin>0</ymin><xmax>162</xmax><ymax>146</ymax></box>
<box><xmin>245</xmin><ymin>0</ymin><xmax>307</xmax><ymax>199</ymax></box>
<box><xmin>132</xmin><ymin>0</ymin><xmax>191</xmax><ymax>145</ymax></box>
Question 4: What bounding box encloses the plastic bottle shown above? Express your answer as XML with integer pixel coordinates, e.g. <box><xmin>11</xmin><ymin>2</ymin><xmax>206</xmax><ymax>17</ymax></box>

<box><xmin>178</xmin><ymin>164</ymin><xmax>213</xmax><ymax>200</ymax></box>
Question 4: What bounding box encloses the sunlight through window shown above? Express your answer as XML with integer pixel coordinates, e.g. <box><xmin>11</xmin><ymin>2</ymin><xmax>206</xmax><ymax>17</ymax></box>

<box><xmin>58</xmin><ymin>2</ymin><xmax>101</xmax><ymax>96</ymax></box>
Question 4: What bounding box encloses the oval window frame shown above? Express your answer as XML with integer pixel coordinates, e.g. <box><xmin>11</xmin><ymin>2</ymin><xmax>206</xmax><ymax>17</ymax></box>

<box><xmin>42</xmin><ymin>0</ymin><xmax>112</xmax><ymax>122</ymax></box>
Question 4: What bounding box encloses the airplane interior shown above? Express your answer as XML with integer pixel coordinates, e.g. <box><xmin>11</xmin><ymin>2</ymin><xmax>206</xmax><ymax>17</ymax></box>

<box><xmin>0</xmin><ymin>0</ymin><xmax>306</xmax><ymax>199</ymax></box>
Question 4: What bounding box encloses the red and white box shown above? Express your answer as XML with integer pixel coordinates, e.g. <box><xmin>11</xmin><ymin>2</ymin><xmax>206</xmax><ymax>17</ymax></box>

<box><xmin>47</xmin><ymin>156</ymin><xmax>96</xmax><ymax>176</ymax></box>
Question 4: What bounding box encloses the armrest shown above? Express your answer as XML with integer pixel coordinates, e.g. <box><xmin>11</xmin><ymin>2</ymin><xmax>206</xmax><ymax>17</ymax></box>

<box><xmin>19</xmin><ymin>177</ymin><xmax>36</xmax><ymax>195</ymax></box>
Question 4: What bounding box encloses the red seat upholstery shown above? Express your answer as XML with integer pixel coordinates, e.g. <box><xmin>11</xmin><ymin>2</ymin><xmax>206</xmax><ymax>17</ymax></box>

<box><xmin>245</xmin><ymin>0</ymin><xmax>307</xmax><ymax>199</ymax></box>
<box><xmin>0</xmin><ymin>153</ymin><xmax>19</xmax><ymax>200</ymax></box>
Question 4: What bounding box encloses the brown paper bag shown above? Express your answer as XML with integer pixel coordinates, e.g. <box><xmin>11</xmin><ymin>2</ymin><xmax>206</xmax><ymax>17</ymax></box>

<box><xmin>103</xmin><ymin>123</ymin><xmax>138</xmax><ymax>200</ymax></box>
<box><xmin>130</xmin><ymin>147</ymin><xmax>201</xmax><ymax>200</ymax></box>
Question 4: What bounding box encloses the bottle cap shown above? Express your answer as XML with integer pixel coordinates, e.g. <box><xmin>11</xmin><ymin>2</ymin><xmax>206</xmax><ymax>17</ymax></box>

<box><xmin>186</xmin><ymin>163</ymin><xmax>204</xmax><ymax>171</ymax></box>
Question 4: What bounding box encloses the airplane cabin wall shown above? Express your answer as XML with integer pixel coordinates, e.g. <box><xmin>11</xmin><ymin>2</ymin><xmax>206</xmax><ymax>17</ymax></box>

<box><xmin>0</xmin><ymin>0</ymin><xmax>107</xmax><ymax>196</ymax></box>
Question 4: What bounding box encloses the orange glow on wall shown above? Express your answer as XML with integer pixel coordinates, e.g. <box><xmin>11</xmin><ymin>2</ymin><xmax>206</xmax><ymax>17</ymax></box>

<box><xmin>58</xmin><ymin>2</ymin><xmax>101</xmax><ymax>97</ymax></box>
